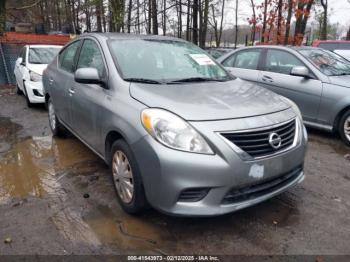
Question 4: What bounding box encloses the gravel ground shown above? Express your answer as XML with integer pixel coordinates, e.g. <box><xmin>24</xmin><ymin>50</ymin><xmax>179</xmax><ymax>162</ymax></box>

<box><xmin>0</xmin><ymin>87</ymin><xmax>349</xmax><ymax>256</ymax></box>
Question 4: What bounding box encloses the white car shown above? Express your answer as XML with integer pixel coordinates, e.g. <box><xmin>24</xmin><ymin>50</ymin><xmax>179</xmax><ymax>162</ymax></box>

<box><xmin>14</xmin><ymin>45</ymin><xmax>62</xmax><ymax>106</ymax></box>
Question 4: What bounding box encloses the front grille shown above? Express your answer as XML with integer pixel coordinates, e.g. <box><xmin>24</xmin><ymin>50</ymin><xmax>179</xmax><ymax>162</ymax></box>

<box><xmin>222</xmin><ymin>165</ymin><xmax>303</xmax><ymax>205</ymax></box>
<box><xmin>178</xmin><ymin>188</ymin><xmax>210</xmax><ymax>202</ymax></box>
<box><xmin>221</xmin><ymin>119</ymin><xmax>296</xmax><ymax>158</ymax></box>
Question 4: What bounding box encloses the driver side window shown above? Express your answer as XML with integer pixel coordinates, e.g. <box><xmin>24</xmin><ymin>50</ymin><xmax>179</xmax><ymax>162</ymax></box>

<box><xmin>76</xmin><ymin>39</ymin><xmax>106</xmax><ymax>78</ymax></box>
<box><xmin>265</xmin><ymin>50</ymin><xmax>305</xmax><ymax>75</ymax></box>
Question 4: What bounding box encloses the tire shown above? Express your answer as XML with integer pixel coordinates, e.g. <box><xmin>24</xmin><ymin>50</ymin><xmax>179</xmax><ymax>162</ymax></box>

<box><xmin>339</xmin><ymin>109</ymin><xmax>350</xmax><ymax>146</ymax></box>
<box><xmin>23</xmin><ymin>82</ymin><xmax>33</xmax><ymax>107</ymax></box>
<box><xmin>16</xmin><ymin>84</ymin><xmax>22</xmax><ymax>95</ymax></box>
<box><xmin>47</xmin><ymin>97</ymin><xmax>67</xmax><ymax>137</ymax></box>
<box><xmin>110</xmin><ymin>139</ymin><xmax>147</xmax><ymax>214</ymax></box>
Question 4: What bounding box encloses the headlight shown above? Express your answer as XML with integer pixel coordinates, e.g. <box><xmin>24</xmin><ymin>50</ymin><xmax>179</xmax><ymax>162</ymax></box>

<box><xmin>141</xmin><ymin>108</ymin><xmax>214</xmax><ymax>154</ymax></box>
<box><xmin>280</xmin><ymin>96</ymin><xmax>303</xmax><ymax>120</ymax></box>
<box><xmin>30</xmin><ymin>71</ymin><xmax>42</xmax><ymax>82</ymax></box>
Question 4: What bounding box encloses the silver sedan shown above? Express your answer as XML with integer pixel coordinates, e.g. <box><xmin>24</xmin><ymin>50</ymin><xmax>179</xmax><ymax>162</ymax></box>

<box><xmin>218</xmin><ymin>46</ymin><xmax>350</xmax><ymax>146</ymax></box>
<box><xmin>43</xmin><ymin>34</ymin><xmax>307</xmax><ymax>216</ymax></box>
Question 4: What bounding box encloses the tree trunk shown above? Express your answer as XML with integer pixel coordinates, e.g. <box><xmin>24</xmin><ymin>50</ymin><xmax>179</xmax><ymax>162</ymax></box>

<box><xmin>192</xmin><ymin>0</ymin><xmax>198</xmax><ymax>45</ymax></box>
<box><xmin>186</xmin><ymin>0</ymin><xmax>191</xmax><ymax>41</ymax></box>
<box><xmin>0</xmin><ymin>0</ymin><xmax>6</xmax><ymax>35</ymax></box>
<box><xmin>234</xmin><ymin>0</ymin><xmax>238</xmax><ymax>48</ymax></box>
<box><xmin>250</xmin><ymin>0</ymin><xmax>256</xmax><ymax>44</ymax></box>
<box><xmin>261</xmin><ymin>0</ymin><xmax>267</xmax><ymax>43</ymax></box>
<box><xmin>147</xmin><ymin>0</ymin><xmax>152</xmax><ymax>33</ymax></box>
<box><xmin>199</xmin><ymin>0</ymin><xmax>209</xmax><ymax>47</ymax></box>
<box><xmin>320</xmin><ymin>0</ymin><xmax>328</xmax><ymax>40</ymax></box>
<box><xmin>151</xmin><ymin>0</ymin><xmax>158</xmax><ymax>34</ymax></box>
<box><xmin>56</xmin><ymin>0</ymin><xmax>62</xmax><ymax>31</ymax></box>
<box><xmin>276</xmin><ymin>0</ymin><xmax>282</xmax><ymax>44</ymax></box>
<box><xmin>127</xmin><ymin>0</ymin><xmax>132</xmax><ymax>33</ymax></box>
<box><xmin>284</xmin><ymin>0</ymin><xmax>293</xmax><ymax>45</ymax></box>
<box><xmin>96</xmin><ymin>1</ymin><xmax>102</xmax><ymax>32</ymax></box>
<box><xmin>178</xmin><ymin>0</ymin><xmax>182</xmax><ymax>38</ymax></box>
<box><xmin>162</xmin><ymin>0</ymin><xmax>166</xmax><ymax>35</ymax></box>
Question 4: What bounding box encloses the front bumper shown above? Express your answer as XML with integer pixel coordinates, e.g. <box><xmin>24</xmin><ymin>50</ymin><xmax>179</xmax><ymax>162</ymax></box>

<box><xmin>132</xmin><ymin>109</ymin><xmax>308</xmax><ymax>216</ymax></box>
<box><xmin>25</xmin><ymin>80</ymin><xmax>45</xmax><ymax>103</ymax></box>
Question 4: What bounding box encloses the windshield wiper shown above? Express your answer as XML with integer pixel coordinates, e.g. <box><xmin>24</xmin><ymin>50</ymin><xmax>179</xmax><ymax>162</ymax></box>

<box><xmin>168</xmin><ymin>77</ymin><xmax>229</xmax><ymax>84</ymax></box>
<box><xmin>124</xmin><ymin>78</ymin><xmax>164</xmax><ymax>84</ymax></box>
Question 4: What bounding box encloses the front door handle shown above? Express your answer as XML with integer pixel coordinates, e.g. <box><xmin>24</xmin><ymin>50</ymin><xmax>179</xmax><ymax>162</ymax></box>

<box><xmin>68</xmin><ymin>88</ymin><xmax>75</xmax><ymax>96</ymax></box>
<box><xmin>262</xmin><ymin>75</ymin><xmax>274</xmax><ymax>83</ymax></box>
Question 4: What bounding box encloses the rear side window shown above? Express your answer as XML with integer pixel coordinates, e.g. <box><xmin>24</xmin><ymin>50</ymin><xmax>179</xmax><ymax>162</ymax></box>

<box><xmin>265</xmin><ymin>50</ymin><xmax>304</xmax><ymax>75</ymax></box>
<box><xmin>59</xmin><ymin>41</ymin><xmax>80</xmax><ymax>73</ymax></box>
<box><xmin>77</xmin><ymin>39</ymin><xmax>106</xmax><ymax>78</ymax></box>
<box><xmin>318</xmin><ymin>43</ymin><xmax>338</xmax><ymax>51</ymax></box>
<box><xmin>223</xmin><ymin>50</ymin><xmax>261</xmax><ymax>70</ymax></box>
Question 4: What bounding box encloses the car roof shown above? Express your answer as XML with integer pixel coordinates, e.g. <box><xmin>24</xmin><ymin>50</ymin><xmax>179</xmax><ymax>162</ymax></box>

<box><xmin>28</xmin><ymin>44</ymin><xmax>63</xmax><ymax>48</ymax></box>
<box><xmin>78</xmin><ymin>33</ymin><xmax>187</xmax><ymax>43</ymax></box>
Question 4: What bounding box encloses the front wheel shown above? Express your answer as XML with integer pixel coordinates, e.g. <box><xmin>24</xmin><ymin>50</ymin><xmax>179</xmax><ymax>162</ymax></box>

<box><xmin>110</xmin><ymin>139</ymin><xmax>147</xmax><ymax>214</ymax></box>
<box><xmin>16</xmin><ymin>84</ymin><xmax>22</xmax><ymax>95</ymax></box>
<box><xmin>48</xmin><ymin>97</ymin><xmax>66</xmax><ymax>137</ymax></box>
<box><xmin>23</xmin><ymin>82</ymin><xmax>32</xmax><ymax>107</ymax></box>
<box><xmin>339</xmin><ymin>109</ymin><xmax>350</xmax><ymax>146</ymax></box>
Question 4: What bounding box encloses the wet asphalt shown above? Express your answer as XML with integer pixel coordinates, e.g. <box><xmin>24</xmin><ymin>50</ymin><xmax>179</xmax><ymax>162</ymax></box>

<box><xmin>0</xmin><ymin>87</ymin><xmax>349</xmax><ymax>255</ymax></box>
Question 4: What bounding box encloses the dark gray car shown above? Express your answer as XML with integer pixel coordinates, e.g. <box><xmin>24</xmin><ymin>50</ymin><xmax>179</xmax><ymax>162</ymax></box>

<box><xmin>43</xmin><ymin>33</ymin><xmax>307</xmax><ymax>216</ymax></box>
<box><xmin>218</xmin><ymin>46</ymin><xmax>350</xmax><ymax>146</ymax></box>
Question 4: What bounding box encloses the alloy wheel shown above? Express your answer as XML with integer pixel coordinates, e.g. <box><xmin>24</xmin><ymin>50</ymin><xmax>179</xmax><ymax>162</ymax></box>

<box><xmin>344</xmin><ymin>116</ymin><xmax>350</xmax><ymax>142</ymax></box>
<box><xmin>112</xmin><ymin>150</ymin><xmax>134</xmax><ymax>204</ymax></box>
<box><xmin>48</xmin><ymin>101</ymin><xmax>56</xmax><ymax>131</ymax></box>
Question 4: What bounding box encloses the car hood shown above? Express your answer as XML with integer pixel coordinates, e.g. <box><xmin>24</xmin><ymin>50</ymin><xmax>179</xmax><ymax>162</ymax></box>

<box><xmin>328</xmin><ymin>75</ymin><xmax>350</xmax><ymax>88</ymax></box>
<box><xmin>27</xmin><ymin>64</ymin><xmax>48</xmax><ymax>75</ymax></box>
<box><xmin>130</xmin><ymin>78</ymin><xmax>291</xmax><ymax>121</ymax></box>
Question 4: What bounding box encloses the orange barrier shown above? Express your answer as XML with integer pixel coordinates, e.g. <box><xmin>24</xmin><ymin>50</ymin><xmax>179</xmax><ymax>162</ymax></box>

<box><xmin>0</xmin><ymin>32</ymin><xmax>71</xmax><ymax>45</ymax></box>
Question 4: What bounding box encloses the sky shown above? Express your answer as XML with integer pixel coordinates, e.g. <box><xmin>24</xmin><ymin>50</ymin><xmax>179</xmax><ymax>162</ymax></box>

<box><xmin>226</xmin><ymin>0</ymin><xmax>350</xmax><ymax>27</ymax></box>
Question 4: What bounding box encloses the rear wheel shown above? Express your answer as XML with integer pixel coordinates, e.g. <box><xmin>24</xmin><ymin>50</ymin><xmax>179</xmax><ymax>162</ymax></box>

<box><xmin>48</xmin><ymin>97</ymin><xmax>66</xmax><ymax>137</ymax></box>
<box><xmin>339</xmin><ymin>109</ymin><xmax>350</xmax><ymax>146</ymax></box>
<box><xmin>110</xmin><ymin>139</ymin><xmax>147</xmax><ymax>214</ymax></box>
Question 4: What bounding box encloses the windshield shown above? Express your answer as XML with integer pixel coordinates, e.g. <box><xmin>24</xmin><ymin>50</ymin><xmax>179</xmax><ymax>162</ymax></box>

<box><xmin>108</xmin><ymin>39</ymin><xmax>230</xmax><ymax>83</ymax></box>
<box><xmin>29</xmin><ymin>47</ymin><xmax>60</xmax><ymax>64</ymax></box>
<box><xmin>299</xmin><ymin>48</ymin><xmax>350</xmax><ymax>76</ymax></box>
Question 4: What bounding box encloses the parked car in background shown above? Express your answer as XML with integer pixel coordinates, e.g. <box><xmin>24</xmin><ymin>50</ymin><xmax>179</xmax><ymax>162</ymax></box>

<box><xmin>312</xmin><ymin>40</ymin><xmax>350</xmax><ymax>61</ymax></box>
<box><xmin>14</xmin><ymin>44</ymin><xmax>62</xmax><ymax>107</ymax></box>
<box><xmin>218</xmin><ymin>46</ymin><xmax>350</xmax><ymax>146</ymax></box>
<box><xmin>43</xmin><ymin>33</ymin><xmax>307</xmax><ymax>216</ymax></box>
<box><xmin>206</xmin><ymin>48</ymin><xmax>233</xmax><ymax>59</ymax></box>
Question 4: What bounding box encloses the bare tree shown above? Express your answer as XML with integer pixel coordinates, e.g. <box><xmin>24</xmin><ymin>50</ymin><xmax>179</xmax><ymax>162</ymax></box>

<box><xmin>234</xmin><ymin>0</ymin><xmax>238</xmax><ymax>48</ymax></box>
<box><xmin>284</xmin><ymin>0</ymin><xmax>293</xmax><ymax>45</ymax></box>
<box><xmin>249</xmin><ymin>0</ymin><xmax>256</xmax><ymax>44</ymax></box>
<box><xmin>151</xmin><ymin>0</ymin><xmax>158</xmax><ymax>34</ymax></box>
<box><xmin>261</xmin><ymin>0</ymin><xmax>267</xmax><ymax>43</ymax></box>
<box><xmin>192</xmin><ymin>0</ymin><xmax>199</xmax><ymax>44</ymax></box>
<box><xmin>320</xmin><ymin>0</ymin><xmax>328</xmax><ymax>40</ymax></box>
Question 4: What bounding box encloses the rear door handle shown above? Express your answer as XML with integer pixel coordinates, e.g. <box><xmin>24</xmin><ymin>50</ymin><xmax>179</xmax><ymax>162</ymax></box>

<box><xmin>262</xmin><ymin>75</ymin><xmax>274</xmax><ymax>83</ymax></box>
<box><xmin>49</xmin><ymin>78</ymin><xmax>54</xmax><ymax>85</ymax></box>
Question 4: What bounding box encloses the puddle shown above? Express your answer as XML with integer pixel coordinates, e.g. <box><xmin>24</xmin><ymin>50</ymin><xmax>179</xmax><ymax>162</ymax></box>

<box><xmin>81</xmin><ymin>205</ymin><xmax>173</xmax><ymax>253</ymax></box>
<box><xmin>0</xmin><ymin>135</ymin><xmax>97</xmax><ymax>203</ymax></box>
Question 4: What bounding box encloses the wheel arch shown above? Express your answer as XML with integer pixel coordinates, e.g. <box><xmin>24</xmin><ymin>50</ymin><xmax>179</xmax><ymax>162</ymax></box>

<box><xmin>334</xmin><ymin>105</ymin><xmax>350</xmax><ymax>132</ymax></box>
<box><xmin>104</xmin><ymin>130</ymin><xmax>127</xmax><ymax>165</ymax></box>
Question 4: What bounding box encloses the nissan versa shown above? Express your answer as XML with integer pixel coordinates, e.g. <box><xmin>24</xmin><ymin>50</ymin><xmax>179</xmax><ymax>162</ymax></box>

<box><xmin>43</xmin><ymin>33</ymin><xmax>307</xmax><ymax>216</ymax></box>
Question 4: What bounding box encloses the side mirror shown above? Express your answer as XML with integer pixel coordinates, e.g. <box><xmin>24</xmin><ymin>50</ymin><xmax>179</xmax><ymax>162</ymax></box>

<box><xmin>290</xmin><ymin>66</ymin><xmax>310</xmax><ymax>78</ymax></box>
<box><xmin>74</xmin><ymin>68</ymin><xmax>104</xmax><ymax>86</ymax></box>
